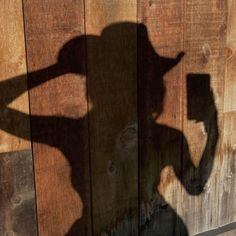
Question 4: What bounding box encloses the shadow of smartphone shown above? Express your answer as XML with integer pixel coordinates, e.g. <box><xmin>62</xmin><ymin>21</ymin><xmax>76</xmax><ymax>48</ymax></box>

<box><xmin>187</xmin><ymin>73</ymin><xmax>211</xmax><ymax>122</ymax></box>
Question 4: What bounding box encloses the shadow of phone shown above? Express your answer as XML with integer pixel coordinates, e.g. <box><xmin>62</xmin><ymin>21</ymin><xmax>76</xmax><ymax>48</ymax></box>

<box><xmin>187</xmin><ymin>73</ymin><xmax>212</xmax><ymax>122</ymax></box>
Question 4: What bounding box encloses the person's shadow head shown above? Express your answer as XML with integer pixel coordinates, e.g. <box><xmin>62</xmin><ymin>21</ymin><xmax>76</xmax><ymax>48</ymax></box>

<box><xmin>54</xmin><ymin>22</ymin><xmax>184</xmax><ymax>123</ymax></box>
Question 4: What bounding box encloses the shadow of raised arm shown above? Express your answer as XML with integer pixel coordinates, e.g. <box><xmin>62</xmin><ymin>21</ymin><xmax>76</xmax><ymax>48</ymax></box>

<box><xmin>0</xmin><ymin>34</ymin><xmax>91</xmax><ymax>144</ymax></box>
<box><xmin>175</xmin><ymin>87</ymin><xmax>219</xmax><ymax>195</ymax></box>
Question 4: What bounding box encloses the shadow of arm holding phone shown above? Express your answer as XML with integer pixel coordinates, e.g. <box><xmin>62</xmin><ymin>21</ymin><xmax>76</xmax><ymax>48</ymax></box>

<box><xmin>176</xmin><ymin>74</ymin><xmax>219</xmax><ymax>195</ymax></box>
<box><xmin>142</xmin><ymin>72</ymin><xmax>219</xmax><ymax>235</ymax></box>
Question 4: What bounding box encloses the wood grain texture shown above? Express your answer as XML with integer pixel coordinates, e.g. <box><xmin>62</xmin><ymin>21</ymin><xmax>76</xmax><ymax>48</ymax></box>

<box><xmin>222</xmin><ymin>0</ymin><xmax>236</xmax><ymax>113</ymax></box>
<box><xmin>194</xmin><ymin>221</ymin><xmax>236</xmax><ymax>235</ymax></box>
<box><xmin>219</xmin><ymin>229</ymin><xmax>236</xmax><ymax>236</ymax></box>
<box><xmin>0</xmin><ymin>1</ymin><xmax>37</xmax><ymax>235</ymax></box>
<box><xmin>138</xmin><ymin>0</ymin><xmax>185</xmax><ymax>235</ymax></box>
<box><xmin>0</xmin><ymin>1</ymin><xmax>235</xmax><ymax>235</ymax></box>
<box><xmin>0</xmin><ymin>0</ymin><xmax>30</xmax><ymax>152</ymax></box>
<box><xmin>181</xmin><ymin>0</ymin><xmax>226</xmax><ymax>234</ymax></box>
<box><xmin>0</xmin><ymin>149</ymin><xmax>37</xmax><ymax>236</ymax></box>
<box><xmin>219</xmin><ymin>0</ymin><xmax>236</xmax><ymax>226</ymax></box>
<box><xmin>23</xmin><ymin>1</ymin><xmax>91</xmax><ymax>235</ymax></box>
<box><xmin>85</xmin><ymin>1</ymin><xmax>138</xmax><ymax>235</ymax></box>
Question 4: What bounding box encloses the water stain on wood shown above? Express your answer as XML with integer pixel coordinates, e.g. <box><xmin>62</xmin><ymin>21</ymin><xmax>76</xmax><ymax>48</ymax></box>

<box><xmin>0</xmin><ymin>149</ymin><xmax>37</xmax><ymax>236</ymax></box>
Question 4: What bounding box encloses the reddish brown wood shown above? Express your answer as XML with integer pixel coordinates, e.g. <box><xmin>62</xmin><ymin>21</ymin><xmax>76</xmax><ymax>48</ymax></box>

<box><xmin>138</xmin><ymin>1</ymin><xmax>184</xmax><ymax>235</ymax></box>
<box><xmin>23</xmin><ymin>0</ymin><xmax>92</xmax><ymax>235</ymax></box>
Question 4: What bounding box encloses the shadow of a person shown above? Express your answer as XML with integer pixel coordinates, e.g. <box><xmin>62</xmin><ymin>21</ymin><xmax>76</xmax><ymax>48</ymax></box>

<box><xmin>138</xmin><ymin>25</ymin><xmax>219</xmax><ymax>235</ymax></box>
<box><xmin>0</xmin><ymin>22</ymin><xmax>218</xmax><ymax>235</ymax></box>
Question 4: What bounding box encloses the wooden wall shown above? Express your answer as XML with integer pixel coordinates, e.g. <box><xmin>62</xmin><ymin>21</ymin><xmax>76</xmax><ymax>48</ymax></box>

<box><xmin>0</xmin><ymin>0</ymin><xmax>236</xmax><ymax>235</ymax></box>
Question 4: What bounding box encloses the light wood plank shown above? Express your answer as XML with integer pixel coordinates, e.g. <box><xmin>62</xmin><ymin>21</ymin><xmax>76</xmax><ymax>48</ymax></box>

<box><xmin>181</xmin><ymin>0</ymin><xmax>226</xmax><ymax>234</ymax></box>
<box><xmin>0</xmin><ymin>0</ymin><xmax>30</xmax><ymax>152</ymax></box>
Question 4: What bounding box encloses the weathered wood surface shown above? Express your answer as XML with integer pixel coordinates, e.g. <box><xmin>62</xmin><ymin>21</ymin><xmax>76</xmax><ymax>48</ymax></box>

<box><xmin>0</xmin><ymin>0</ymin><xmax>30</xmax><ymax>152</ymax></box>
<box><xmin>138</xmin><ymin>0</ymin><xmax>185</xmax><ymax>235</ymax></box>
<box><xmin>220</xmin><ymin>229</ymin><xmax>236</xmax><ymax>236</ymax></box>
<box><xmin>0</xmin><ymin>1</ymin><xmax>37</xmax><ymax>235</ymax></box>
<box><xmin>0</xmin><ymin>150</ymin><xmax>37</xmax><ymax>236</ymax></box>
<box><xmin>23</xmin><ymin>0</ymin><xmax>91</xmax><ymax>235</ymax></box>
<box><xmin>221</xmin><ymin>230</ymin><xmax>236</xmax><ymax>236</ymax></box>
<box><xmin>138</xmin><ymin>0</ymin><xmax>228</xmax><ymax>235</ymax></box>
<box><xmin>194</xmin><ymin>221</ymin><xmax>236</xmax><ymax>236</ymax></box>
<box><xmin>85</xmin><ymin>1</ymin><xmax>138</xmax><ymax>235</ymax></box>
<box><xmin>219</xmin><ymin>0</ymin><xmax>236</xmax><ymax>227</ymax></box>
<box><xmin>181</xmin><ymin>0</ymin><xmax>226</xmax><ymax>234</ymax></box>
<box><xmin>0</xmin><ymin>0</ymin><xmax>236</xmax><ymax>235</ymax></box>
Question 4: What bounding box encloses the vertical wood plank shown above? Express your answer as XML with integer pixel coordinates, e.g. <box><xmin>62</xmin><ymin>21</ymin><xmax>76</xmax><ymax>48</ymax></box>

<box><xmin>0</xmin><ymin>1</ymin><xmax>37</xmax><ymax>235</ymax></box>
<box><xmin>181</xmin><ymin>0</ymin><xmax>226</xmax><ymax>234</ymax></box>
<box><xmin>0</xmin><ymin>0</ymin><xmax>30</xmax><ymax>152</ymax></box>
<box><xmin>138</xmin><ymin>0</ymin><xmax>185</xmax><ymax>235</ymax></box>
<box><xmin>23</xmin><ymin>1</ymin><xmax>91</xmax><ymax>235</ymax></box>
<box><xmin>220</xmin><ymin>111</ymin><xmax>236</xmax><ymax>225</ymax></box>
<box><xmin>219</xmin><ymin>0</ymin><xmax>236</xmax><ymax>227</ymax></box>
<box><xmin>85</xmin><ymin>1</ymin><xmax>138</xmax><ymax>235</ymax></box>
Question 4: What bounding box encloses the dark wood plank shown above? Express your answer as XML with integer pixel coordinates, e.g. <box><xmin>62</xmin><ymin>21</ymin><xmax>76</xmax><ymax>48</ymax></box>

<box><xmin>138</xmin><ymin>1</ymin><xmax>185</xmax><ymax>235</ymax></box>
<box><xmin>22</xmin><ymin>1</ymin><xmax>92</xmax><ymax>235</ymax></box>
<box><xmin>85</xmin><ymin>1</ymin><xmax>138</xmax><ymax>235</ymax></box>
<box><xmin>0</xmin><ymin>150</ymin><xmax>37</xmax><ymax>236</ymax></box>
